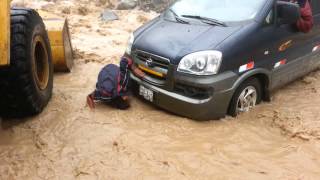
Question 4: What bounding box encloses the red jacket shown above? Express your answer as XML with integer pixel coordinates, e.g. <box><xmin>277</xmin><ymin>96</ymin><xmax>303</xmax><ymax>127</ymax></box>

<box><xmin>296</xmin><ymin>0</ymin><xmax>314</xmax><ymax>33</ymax></box>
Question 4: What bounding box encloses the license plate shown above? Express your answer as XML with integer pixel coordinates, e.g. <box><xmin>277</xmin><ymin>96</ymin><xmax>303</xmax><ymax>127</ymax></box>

<box><xmin>139</xmin><ymin>85</ymin><xmax>153</xmax><ymax>102</ymax></box>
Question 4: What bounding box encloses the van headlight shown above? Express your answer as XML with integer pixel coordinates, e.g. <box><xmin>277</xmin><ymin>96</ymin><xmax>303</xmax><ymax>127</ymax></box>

<box><xmin>126</xmin><ymin>33</ymin><xmax>134</xmax><ymax>55</ymax></box>
<box><xmin>177</xmin><ymin>51</ymin><xmax>222</xmax><ymax>75</ymax></box>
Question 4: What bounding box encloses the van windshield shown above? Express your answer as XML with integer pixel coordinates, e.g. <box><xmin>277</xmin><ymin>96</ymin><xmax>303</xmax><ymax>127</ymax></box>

<box><xmin>168</xmin><ymin>0</ymin><xmax>268</xmax><ymax>23</ymax></box>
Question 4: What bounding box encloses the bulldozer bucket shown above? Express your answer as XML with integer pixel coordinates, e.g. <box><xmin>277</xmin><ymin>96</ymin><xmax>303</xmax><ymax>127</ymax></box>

<box><xmin>38</xmin><ymin>11</ymin><xmax>73</xmax><ymax>72</ymax></box>
<box><xmin>0</xmin><ymin>0</ymin><xmax>10</xmax><ymax>66</ymax></box>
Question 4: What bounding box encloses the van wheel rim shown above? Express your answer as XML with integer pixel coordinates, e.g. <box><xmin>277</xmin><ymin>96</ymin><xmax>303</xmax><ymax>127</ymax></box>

<box><xmin>236</xmin><ymin>86</ymin><xmax>257</xmax><ymax>114</ymax></box>
<box><xmin>32</xmin><ymin>35</ymin><xmax>49</xmax><ymax>90</ymax></box>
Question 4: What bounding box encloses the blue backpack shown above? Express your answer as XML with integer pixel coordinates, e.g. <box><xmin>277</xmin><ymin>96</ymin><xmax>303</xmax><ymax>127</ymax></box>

<box><xmin>95</xmin><ymin>57</ymin><xmax>132</xmax><ymax>100</ymax></box>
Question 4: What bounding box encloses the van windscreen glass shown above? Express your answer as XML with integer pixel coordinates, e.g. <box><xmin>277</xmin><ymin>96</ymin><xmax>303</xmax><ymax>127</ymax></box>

<box><xmin>168</xmin><ymin>0</ymin><xmax>268</xmax><ymax>22</ymax></box>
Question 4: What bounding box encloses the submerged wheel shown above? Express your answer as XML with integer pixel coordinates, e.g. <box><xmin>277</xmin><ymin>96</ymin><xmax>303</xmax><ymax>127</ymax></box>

<box><xmin>228</xmin><ymin>78</ymin><xmax>262</xmax><ymax>117</ymax></box>
<box><xmin>0</xmin><ymin>8</ymin><xmax>53</xmax><ymax>117</ymax></box>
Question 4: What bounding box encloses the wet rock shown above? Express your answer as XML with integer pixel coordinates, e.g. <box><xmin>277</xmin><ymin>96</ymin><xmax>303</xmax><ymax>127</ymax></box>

<box><xmin>136</xmin><ymin>14</ymin><xmax>149</xmax><ymax>23</ymax></box>
<box><xmin>138</xmin><ymin>0</ymin><xmax>173</xmax><ymax>12</ymax></box>
<box><xmin>78</xmin><ymin>6</ymin><xmax>89</xmax><ymax>16</ymax></box>
<box><xmin>38</xmin><ymin>2</ymin><xmax>55</xmax><ymax>11</ymax></box>
<box><xmin>96</xmin><ymin>0</ymin><xmax>116</xmax><ymax>8</ymax></box>
<box><xmin>101</xmin><ymin>10</ymin><xmax>119</xmax><ymax>22</ymax></box>
<box><xmin>62</xmin><ymin>7</ymin><xmax>71</xmax><ymax>14</ymax></box>
<box><xmin>11</xmin><ymin>0</ymin><xmax>25</xmax><ymax>7</ymax></box>
<box><xmin>96</xmin><ymin>0</ymin><xmax>108</xmax><ymax>6</ymax></box>
<box><xmin>116</xmin><ymin>0</ymin><xmax>137</xmax><ymax>10</ymax></box>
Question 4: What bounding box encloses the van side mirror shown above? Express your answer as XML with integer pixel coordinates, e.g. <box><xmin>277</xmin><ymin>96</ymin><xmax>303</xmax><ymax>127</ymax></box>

<box><xmin>277</xmin><ymin>1</ymin><xmax>301</xmax><ymax>25</ymax></box>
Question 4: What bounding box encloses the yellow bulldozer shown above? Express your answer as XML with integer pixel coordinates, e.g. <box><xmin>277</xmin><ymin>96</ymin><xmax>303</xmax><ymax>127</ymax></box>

<box><xmin>0</xmin><ymin>0</ymin><xmax>73</xmax><ymax>117</ymax></box>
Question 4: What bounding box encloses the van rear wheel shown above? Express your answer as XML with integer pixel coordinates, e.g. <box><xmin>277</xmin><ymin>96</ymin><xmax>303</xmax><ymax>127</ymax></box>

<box><xmin>0</xmin><ymin>8</ymin><xmax>53</xmax><ymax>117</ymax></box>
<box><xmin>228</xmin><ymin>78</ymin><xmax>262</xmax><ymax>117</ymax></box>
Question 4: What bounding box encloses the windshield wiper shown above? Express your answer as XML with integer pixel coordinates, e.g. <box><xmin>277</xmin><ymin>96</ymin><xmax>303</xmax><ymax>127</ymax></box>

<box><xmin>168</xmin><ymin>9</ymin><xmax>189</xmax><ymax>24</ymax></box>
<box><xmin>181</xmin><ymin>15</ymin><xmax>227</xmax><ymax>27</ymax></box>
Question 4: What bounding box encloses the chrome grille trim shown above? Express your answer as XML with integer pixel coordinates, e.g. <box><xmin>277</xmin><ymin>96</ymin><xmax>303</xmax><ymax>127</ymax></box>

<box><xmin>134</xmin><ymin>49</ymin><xmax>170</xmax><ymax>69</ymax></box>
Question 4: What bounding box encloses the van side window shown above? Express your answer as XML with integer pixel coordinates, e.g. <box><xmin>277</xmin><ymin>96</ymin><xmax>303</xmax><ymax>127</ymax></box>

<box><xmin>311</xmin><ymin>0</ymin><xmax>320</xmax><ymax>15</ymax></box>
<box><xmin>265</xmin><ymin>10</ymin><xmax>274</xmax><ymax>25</ymax></box>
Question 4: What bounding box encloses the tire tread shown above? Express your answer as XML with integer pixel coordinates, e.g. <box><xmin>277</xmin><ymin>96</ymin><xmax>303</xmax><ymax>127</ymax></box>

<box><xmin>0</xmin><ymin>8</ymin><xmax>53</xmax><ymax>117</ymax></box>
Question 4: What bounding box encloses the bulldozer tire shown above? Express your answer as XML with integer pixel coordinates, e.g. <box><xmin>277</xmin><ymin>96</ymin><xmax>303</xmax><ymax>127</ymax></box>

<box><xmin>0</xmin><ymin>8</ymin><xmax>53</xmax><ymax>117</ymax></box>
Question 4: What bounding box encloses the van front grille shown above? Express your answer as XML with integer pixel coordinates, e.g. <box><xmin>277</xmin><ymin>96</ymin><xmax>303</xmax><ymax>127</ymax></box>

<box><xmin>134</xmin><ymin>50</ymin><xmax>170</xmax><ymax>70</ymax></box>
<box><xmin>133</xmin><ymin>50</ymin><xmax>170</xmax><ymax>85</ymax></box>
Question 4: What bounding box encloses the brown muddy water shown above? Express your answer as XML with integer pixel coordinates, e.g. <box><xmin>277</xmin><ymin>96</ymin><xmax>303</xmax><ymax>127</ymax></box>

<box><xmin>1</xmin><ymin>1</ymin><xmax>320</xmax><ymax>179</ymax></box>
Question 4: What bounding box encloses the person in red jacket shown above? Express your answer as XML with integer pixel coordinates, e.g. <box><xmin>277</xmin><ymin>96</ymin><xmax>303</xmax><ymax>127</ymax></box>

<box><xmin>287</xmin><ymin>0</ymin><xmax>314</xmax><ymax>33</ymax></box>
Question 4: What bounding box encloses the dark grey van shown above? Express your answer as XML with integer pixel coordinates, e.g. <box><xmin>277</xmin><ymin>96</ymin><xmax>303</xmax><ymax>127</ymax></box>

<box><xmin>126</xmin><ymin>0</ymin><xmax>320</xmax><ymax>120</ymax></box>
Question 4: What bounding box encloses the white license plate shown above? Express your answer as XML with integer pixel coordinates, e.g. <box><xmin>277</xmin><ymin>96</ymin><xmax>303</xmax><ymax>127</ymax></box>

<box><xmin>139</xmin><ymin>85</ymin><xmax>154</xmax><ymax>102</ymax></box>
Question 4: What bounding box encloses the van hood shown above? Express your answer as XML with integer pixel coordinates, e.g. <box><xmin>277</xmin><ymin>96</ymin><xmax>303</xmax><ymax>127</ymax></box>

<box><xmin>133</xmin><ymin>19</ymin><xmax>243</xmax><ymax>65</ymax></box>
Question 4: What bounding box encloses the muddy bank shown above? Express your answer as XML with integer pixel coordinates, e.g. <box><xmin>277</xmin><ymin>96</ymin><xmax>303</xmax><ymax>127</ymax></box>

<box><xmin>1</xmin><ymin>0</ymin><xmax>320</xmax><ymax>179</ymax></box>
<box><xmin>255</xmin><ymin>70</ymin><xmax>320</xmax><ymax>141</ymax></box>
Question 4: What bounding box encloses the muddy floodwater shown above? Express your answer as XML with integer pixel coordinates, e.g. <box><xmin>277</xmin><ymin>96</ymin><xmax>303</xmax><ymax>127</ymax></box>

<box><xmin>1</xmin><ymin>1</ymin><xmax>320</xmax><ymax>179</ymax></box>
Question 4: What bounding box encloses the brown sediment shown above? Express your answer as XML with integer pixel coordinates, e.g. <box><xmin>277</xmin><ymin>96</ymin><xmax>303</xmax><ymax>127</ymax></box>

<box><xmin>1</xmin><ymin>1</ymin><xmax>320</xmax><ymax>179</ymax></box>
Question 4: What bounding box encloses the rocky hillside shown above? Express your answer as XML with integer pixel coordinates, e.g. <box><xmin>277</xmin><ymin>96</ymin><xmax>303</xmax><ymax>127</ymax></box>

<box><xmin>12</xmin><ymin>0</ymin><xmax>174</xmax><ymax>12</ymax></box>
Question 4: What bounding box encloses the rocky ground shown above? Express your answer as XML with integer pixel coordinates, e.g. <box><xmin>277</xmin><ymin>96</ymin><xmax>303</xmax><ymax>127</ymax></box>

<box><xmin>1</xmin><ymin>0</ymin><xmax>320</xmax><ymax>179</ymax></box>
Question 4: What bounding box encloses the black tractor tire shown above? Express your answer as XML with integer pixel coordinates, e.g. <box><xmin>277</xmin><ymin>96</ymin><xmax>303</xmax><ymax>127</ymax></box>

<box><xmin>228</xmin><ymin>78</ymin><xmax>262</xmax><ymax>117</ymax></box>
<box><xmin>0</xmin><ymin>8</ymin><xmax>53</xmax><ymax>117</ymax></box>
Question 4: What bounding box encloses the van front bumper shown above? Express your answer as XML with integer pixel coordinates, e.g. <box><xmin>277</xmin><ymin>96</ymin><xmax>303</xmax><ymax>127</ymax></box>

<box><xmin>131</xmin><ymin>71</ymin><xmax>239</xmax><ymax>120</ymax></box>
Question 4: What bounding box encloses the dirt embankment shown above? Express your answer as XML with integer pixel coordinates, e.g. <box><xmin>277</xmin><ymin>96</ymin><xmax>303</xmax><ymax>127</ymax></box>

<box><xmin>1</xmin><ymin>0</ymin><xmax>320</xmax><ymax>179</ymax></box>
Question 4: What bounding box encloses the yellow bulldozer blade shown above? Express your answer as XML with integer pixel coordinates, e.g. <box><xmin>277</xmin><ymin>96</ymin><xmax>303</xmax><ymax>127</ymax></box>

<box><xmin>0</xmin><ymin>0</ymin><xmax>10</xmax><ymax>66</ymax></box>
<box><xmin>38</xmin><ymin>10</ymin><xmax>73</xmax><ymax>72</ymax></box>
<box><xmin>0</xmin><ymin>3</ymin><xmax>73</xmax><ymax>70</ymax></box>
